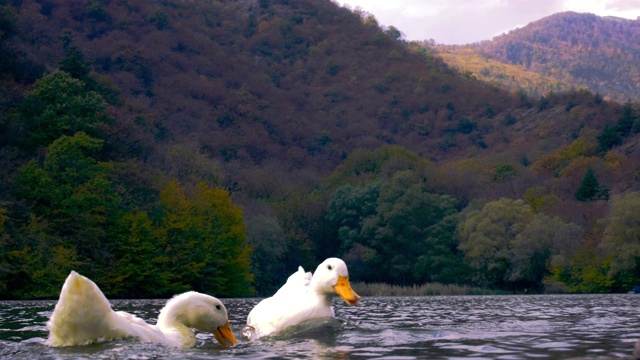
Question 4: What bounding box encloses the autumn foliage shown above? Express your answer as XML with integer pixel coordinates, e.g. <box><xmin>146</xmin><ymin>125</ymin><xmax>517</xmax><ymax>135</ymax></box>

<box><xmin>0</xmin><ymin>1</ymin><xmax>639</xmax><ymax>298</ymax></box>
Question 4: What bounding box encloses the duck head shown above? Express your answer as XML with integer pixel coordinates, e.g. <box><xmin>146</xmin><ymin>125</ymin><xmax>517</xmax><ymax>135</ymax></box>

<box><xmin>158</xmin><ymin>292</ymin><xmax>237</xmax><ymax>346</ymax></box>
<box><xmin>313</xmin><ymin>258</ymin><xmax>361</xmax><ymax>305</ymax></box>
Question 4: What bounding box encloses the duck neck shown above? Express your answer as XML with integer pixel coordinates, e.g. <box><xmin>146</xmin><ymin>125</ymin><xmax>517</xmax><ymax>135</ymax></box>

<box><xmin>310</xmin><ymin>278</ymin><xmax>335</xmax><ymax>306</ymax></box>
<box><xmin>157</xmin><ymin>312</ymin><xmax>196</xmax><ymax>347</ymax></box>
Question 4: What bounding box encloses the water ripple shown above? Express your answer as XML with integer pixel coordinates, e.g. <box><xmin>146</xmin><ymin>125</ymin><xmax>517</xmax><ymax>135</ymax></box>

<box><xmin>1</xmin><ymin>294</ymin><xmax>640</xmax><ymax>359</ymax></box>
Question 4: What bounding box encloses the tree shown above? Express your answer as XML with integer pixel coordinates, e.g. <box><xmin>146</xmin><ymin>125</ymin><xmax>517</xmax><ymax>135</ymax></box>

<box><xmin>18</xmin><ymin>71</ymin><xmax>109</xmax><ymax>148</ymax></box>
<box><xmin>59</xmin><ymin>46</ymin><xmax>90</xmax><ymax>80</ymax></box>
<box><xmin>9</xmin><ymin>132</ymin><xmax>120</xmax><ymax>297</ymax></box>
<box><xmin>524</xmin><ymin>187</ymin><xmax>559</xmax><ymax>214</ymax></box>
<box><xmin>596</xmin><ymin>125</ymin><xmax>622</xmax><ymax>154</ymax></box>
<box><xmin>327</xmin><ymin>171</ymin><xmax>461</xmax><ymax>285</ymax></box>
<box><xmin>0</xmin><ymin>206</ymin><xmax>10</xmax><ymax>296</ymax></box>
<box><xmin>374</xmin><ymin>172</ymin><xmax>459</xmax><ymax>284</ymax></box>
<box><xmin>616</xmin><ymin>103</ymin><xmax>636</xmax><ymax>136</ymax></box>
<box><xmin>159</xmin><ymin>181</ymin><xmax>254</xmax><ymax>297</ymax></box>
<box><xmin>326</xmin><ymin>181</ymin><xmax>382</xmax><ymax>282</ymax></box>
<box><xmin>600</xmin><ymin>192</ymin><xmax>640</xmax><ymax>291</ymax></box>
<box><xmin>324</xmin><ymin>146</ymin><xmax>425</xmax><ymax>188</ymax></box>
<box><xmin>245</xmin><ymin>215</ymin><xmax>287</xmax><ymax>295</ymax></box>
<box><xmin>510</xmin><ymin>214</ymin><xmax>582</xmax><ymax>291</ymax></box>
<box><xmin>384</xmin><ymin>26</ymin><xmax>403</xmax><ymax>41</ymax></box>
<box><xmin>106</xmin><ymin>211</ymin><xmax>178</xmax><ymax>297</ymax></box>
<box><xmin>575</xmin><ymin>167</ymin><xmax>607</xmax><ymax>201</ymax></box>
<box><xmin>459</xmin><ymin>198</ymin><xmax>533</xmax><ymax>289</ymax></box>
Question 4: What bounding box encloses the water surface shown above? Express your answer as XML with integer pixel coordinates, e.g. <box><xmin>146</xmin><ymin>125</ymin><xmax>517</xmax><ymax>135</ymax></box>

<box><xmin>1</xmin><ymin>294</ymin><xmax>639</xmax><ymax>359</ymax></box>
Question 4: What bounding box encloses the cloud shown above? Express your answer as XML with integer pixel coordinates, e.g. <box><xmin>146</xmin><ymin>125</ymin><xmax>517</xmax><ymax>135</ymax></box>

<box><xmin>337</xmin><ymin>0</ymin><xmax>640</xmax><ymax>44</ymax></box>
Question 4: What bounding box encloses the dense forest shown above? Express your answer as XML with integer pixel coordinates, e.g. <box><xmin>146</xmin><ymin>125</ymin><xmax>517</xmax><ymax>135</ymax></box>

<box><xmin>433</xmin><ymin>12</ymin><xmax>640</xmax><ymax>103</ymax></box>
<box><xmin>1</xmin><ymin>0</ymin><xmax>640</xmax><ymax>299</ymax></box>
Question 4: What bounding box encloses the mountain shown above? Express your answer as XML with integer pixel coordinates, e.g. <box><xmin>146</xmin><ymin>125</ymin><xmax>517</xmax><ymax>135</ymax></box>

<box><xmin>1</xmin><ymin>1</ymin><xmax>640</xmax><ymax>297</ymax></box>
<box><xmin>433</xmin><ymin>12</ymin><xmax>640</xmax><ymax>103</ymax></box>
<box><xmin>2</xmin><ymin>0</ymin><xmax>529</xmax><ymax>193</ymax></box>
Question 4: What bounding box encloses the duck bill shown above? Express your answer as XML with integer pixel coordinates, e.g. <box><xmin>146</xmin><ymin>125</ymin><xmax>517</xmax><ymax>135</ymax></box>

<box><xmin>334</xmin><ymin>275</ymin><xmax>361</xmax><ymax>305</ymax></box>
<box><xmin>214</xmin><ymin>321</ymin><xmax>237</xmax><ymax>345</ymax></box>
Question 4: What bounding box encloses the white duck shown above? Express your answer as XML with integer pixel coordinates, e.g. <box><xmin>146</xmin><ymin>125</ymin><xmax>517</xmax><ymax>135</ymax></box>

<box><xmin>46</xmin><ymin>271</ymin><xmax>237</xmax><ymax>348</ymax></box>
<box><xmin>245</xmin><ymin>257</ymin><xmax>360</xmax><ymax>338</ymax></box>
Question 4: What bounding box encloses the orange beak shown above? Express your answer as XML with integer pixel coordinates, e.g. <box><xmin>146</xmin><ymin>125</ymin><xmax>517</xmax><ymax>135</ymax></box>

<box><xmin>333</xmin><ymin>275</ymin><xmax>361</xmax><ymax>305</ymax></box>
<box><xmin>213</xmin><ymin>321</ymin><xmax>237</xmax><ymax>345</ymax></box>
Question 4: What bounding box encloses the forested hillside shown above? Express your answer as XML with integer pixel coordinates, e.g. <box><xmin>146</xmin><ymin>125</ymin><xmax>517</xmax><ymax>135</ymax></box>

<box><xmin>1</xmin><ymin>0</ymin><xmax>640</xmax><ymax>299</ymax></box>
<box><xmin>433</xmin><ymin>12</ymin><xmax>640</xmax><ymax>103</ymax></box>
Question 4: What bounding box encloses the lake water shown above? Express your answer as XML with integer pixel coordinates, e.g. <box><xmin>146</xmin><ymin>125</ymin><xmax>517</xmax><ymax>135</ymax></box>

<box><xmin>1</xmin><ymin>294</ymin><xmax>639</xmax><ymax>359</ymax></box>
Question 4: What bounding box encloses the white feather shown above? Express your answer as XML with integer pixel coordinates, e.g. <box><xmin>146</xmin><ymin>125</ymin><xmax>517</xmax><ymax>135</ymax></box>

<box><xmin>245</xmin><ymin>257</ymin><xmax>359</xmax><ymax>338</ymax></box>
<box><xmin>46</xmin><ymin>271</ymin><xmax>235</xmax><ymax>348</ymax></box>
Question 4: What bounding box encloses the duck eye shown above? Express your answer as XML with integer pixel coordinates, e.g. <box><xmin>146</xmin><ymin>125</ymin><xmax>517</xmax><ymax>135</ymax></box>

<box><xmin>327</xmin><ymin>265</ymin><xmax>333</xmax><ymax>270</ymax></box>
<box><xmin>216</xmin><ymin>304</ymin><xmax>221</xmax><ymax>310</ymax></box>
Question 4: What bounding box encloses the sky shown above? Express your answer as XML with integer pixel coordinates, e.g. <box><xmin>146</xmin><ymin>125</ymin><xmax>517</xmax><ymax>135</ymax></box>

<box><xmin>336</xmin><ymin>0</ymin><xmax>640</xmax><ymax>45</ymax></box>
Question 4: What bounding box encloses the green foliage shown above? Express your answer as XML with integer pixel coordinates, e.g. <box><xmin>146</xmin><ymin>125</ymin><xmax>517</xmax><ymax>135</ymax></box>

<box><xmin>459</xmin><ymin>202</ymin><xmax>584</xmax><ymax>293</ymax></box>
<box><xmin>7</xmin><ymin>173</ymin><xmax>255</xmax><ymax>298</ymax></box>
<box><xmin>159</xmin><ymin>181</ymin><xmax>254</xmax><ymax>297</ymax></box>
<box><xmin>575</xmin><ymin>168</ymin><xmax>608</xmax><ymax>201</ymax></box>
<box><xmin>600</xmin><ymin>192</ymin><xmax>640</xmax><ymax>291</ymax></box>
<box><xmin>17</xmin><ymin>132</ymin><xmax>117</xmax><ymax>239</ymax></box>
<box><xmin>616</xmin><ymin>103</ymin><xmax>636</xmax><ymax>135</ymax></box>
<box><xmin>59</xmin><ymin>46</ymin><xmax>90</xmax><ymax>80</ymax></box>
<box><xmin>493</xmin><ymin>162</ymin><xmax>519</xmax><ymax>182</ymax></box>
<box><xmin>596</xmin><ymin>125</ymin><xmax>623</xmax><ymax>154</ymax></box>
<box><xmin>107</xmin><ymin>211</ymin><xmax>178</xmax><ymax>297</ymax></box>
<box><xmin>149</xmin><ymin>10</ymin><xmax>170</xmax><ymax>30</ymax></box>
<box><xmin>524</xmin><ymin>187</ymin><xmax>559</xmax><ymax>214</ymax></box>
<box><xmin>0</xmin><ymin>65</ymin><xmax>253</xmax><ymax>298</ymax></box>
<box><xmin>325</xmin><ymin>146</ymin><xmax>426</xmax><ymax>188</ymax></box>
<box><xmin>0</xmin><ymin>207</ymin><xmax>10</xmax><ymax>295</ymax></box>
<box><xmin>86</xmin><ymin>0</ymin><xmax>110</xmax><ymax>23</ymax></box>
<box><xmin>555</xmin><ymin>249</ymin><xmax>614</xmax><ymax>293</ymax></box>
<box><xmin>510</xmin><ymin>215</ymin><xmax>582</xmax><ymax>291</ymax></box>
<box><xmin>18</xmin><ymin>71</ymin><xmax>109</xmax><ymax>148</ymax></box>
<box><xmin>597</xmin><ymin>103</ymin><xmax>640</xmax><ymax>153</ymax></box>
<box><xmin>327</xmin><ymin>171</ymin><xmax>463</xmax><ymax>285</ymax></box>
<box><xmin>459</xmin><ymin>198</ymin><xmax>534</xmax><ymax>289</ymax></box>
<box><xmin>456</xmin><ymin>116</ymin><xmax>477</xmax><ymax>134</ymax></box>
<box><xmin>326</xmin><ymin>181</ymin><xmax>382</xmax><ymax>254</ymax></box>
<box><xmin>245</xmin><ymin>215</ymin><xmax>287</xmax><ymax>295</ymax></box>
<box><xmin>384</xmin><ymin>26</ymin><xmax>402</xmax><ymax>42</ymax></box>
<box><xmin>10</xmin><ymin>132</ymin><xmax>120</xmax><ymax>297</ymax></box>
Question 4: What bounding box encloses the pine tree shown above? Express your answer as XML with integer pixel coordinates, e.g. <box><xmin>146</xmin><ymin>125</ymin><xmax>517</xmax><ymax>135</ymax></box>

<box><xmin>576</xmin><ymin>168</ymin><xmax>607</xmax><ymax>201</ymax></box>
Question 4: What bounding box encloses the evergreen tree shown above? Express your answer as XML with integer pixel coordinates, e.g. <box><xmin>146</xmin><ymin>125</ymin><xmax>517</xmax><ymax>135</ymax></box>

<box><xmin>18</xmin><ymin>71</ymin><xmax>109</xmax><ymax>149</ymax></box>
<box><xmin>59</xmin><ymin>46</ymin><xmax>90</xmax><ymax>80</ymax></box>
<box><xmin>575</xmin><ymin>168</ymin><xmax>607</xmax><ymax>201</ymax></box>
<box><xmin>596</xmin><ymin>125</ymin><xmax>622</xmax><ymax>154</ymax></box>
<box><xmin>11</xmin><ymin>132</ymin><xmax>120</xmax><ymax>297</ymax></box>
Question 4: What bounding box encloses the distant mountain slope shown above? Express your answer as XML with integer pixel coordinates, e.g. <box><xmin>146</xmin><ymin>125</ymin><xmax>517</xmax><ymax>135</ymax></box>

<box><xmin>6</xmin><ymin>0</ymin><xmax>520</xmax><ymax>171</ymax></box>
<box><xmin>433</xmin><ymin>46</ymin><xmax>577</xmax><ymax>98</ymax></box>
<box><xmin>1</xmin><ymin>1</ymin><xmax>637</xmax><ymax>197</ymax></box>
<box><xmin>435</xmin><ymin>12</ymin><xmax>640</xmax><ymax>103</ymax></box>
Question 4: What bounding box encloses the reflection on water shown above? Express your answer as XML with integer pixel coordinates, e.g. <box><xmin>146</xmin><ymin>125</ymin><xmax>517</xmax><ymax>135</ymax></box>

<box><xmin>1</xmin><ymin>294</ymin><xmax>639</xmax><ymax>359</ymax></box>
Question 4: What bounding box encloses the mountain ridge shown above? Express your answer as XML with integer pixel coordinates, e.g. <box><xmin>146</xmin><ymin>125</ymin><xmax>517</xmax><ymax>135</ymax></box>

<box><xmin>433</xmin><ymin>11</ymin><xmax>640</xmax><ymax>103</ymax></box>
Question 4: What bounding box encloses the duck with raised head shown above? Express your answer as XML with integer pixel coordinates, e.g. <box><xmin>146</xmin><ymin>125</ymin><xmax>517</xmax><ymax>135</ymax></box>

<box><xmin>245</xmin><ymin>257</ymin><xmax>360</xmax><ymax>339</ymax></box>
<box><xmin>46</xmin><ymin>271</ymin><xmax>237</xmax><ymax>348</ymax></box>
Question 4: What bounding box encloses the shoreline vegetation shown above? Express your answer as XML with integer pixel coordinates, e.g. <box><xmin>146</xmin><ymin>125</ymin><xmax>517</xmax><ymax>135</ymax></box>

<box><xmin>352</xmin><ymin>282</ymin><xmax>507</xmax><ymax>297</ymax></box>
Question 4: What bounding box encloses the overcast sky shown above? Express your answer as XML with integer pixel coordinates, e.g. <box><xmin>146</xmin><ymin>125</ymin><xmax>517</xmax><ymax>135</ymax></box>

<box><xmin>336</xmin><ymin>0</ymin><xmax>640</xmax><ymax>45</ymax></box>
